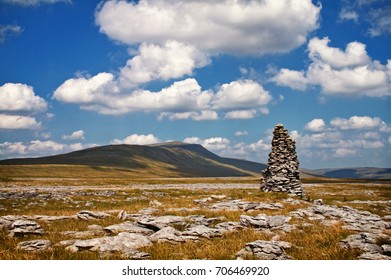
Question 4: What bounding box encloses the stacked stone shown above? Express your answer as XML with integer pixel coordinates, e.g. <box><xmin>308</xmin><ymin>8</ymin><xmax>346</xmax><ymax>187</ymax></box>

<box><xmin>260</xmin><ymin>124</ymin><xmax>304</xmax><ymax>198</ymax></box>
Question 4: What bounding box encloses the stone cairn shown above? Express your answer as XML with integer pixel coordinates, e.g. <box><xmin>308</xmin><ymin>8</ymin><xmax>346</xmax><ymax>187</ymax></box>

<box><xmin>260</xmin><ymin>124</ymin><xmax>304</xmax><ymax>198</ymax></box>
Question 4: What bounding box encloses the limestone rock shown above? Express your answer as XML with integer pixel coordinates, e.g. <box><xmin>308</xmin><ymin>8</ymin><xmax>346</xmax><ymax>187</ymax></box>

<box><xmin>149</xmin><ymin>226</ymin><xmax>185</xmax><ymax>244</ymax></box>
<box><xmin>215</xmin><ymin>222</ymin><xmax>244</xmax><ymax>233</ymax></box>
<box><xmin>67</xmin><ymin>232</ymin><xmax>153</xmax><ymax>257</ymax></box>
<box><xmin>260</xmin><ymin>124</ymin><xmax>304</xmax><ymax>198</ymax></box>
<box><xmin>137</xmin><ymin>215</ymin><xmax>185</xmax><ymax>231</ymax></box>
<box><xmin>104</xmin><ymin>222</ymin><xmax>154</xmax><ymax>235</ymax></box>
<box><xmin>240</xmin><ymin>214</ymin><xmax>291</xmax><ymax>230</ymax></box>
<box><xmin>8</xmin><ymin>220</ymin><xmax>44</xmax><ymax>237</ymax></box>
<box><xmin>182</xmin><ymin>225</ymin><xmax>222</xmax><ymax>239</ymax></box>
<box><xmin>17</xmin><ymin>239</ymin><xmax>51</xmax><ymax>251</ymax></box>
<box><xmin>77</xmin><ymin>210</ymin><xmax>110</xmax><ymax>220</ymax></box>
<box><xmin>339</xmin><ymin>232</ymin><xmax>389</xmax><ymax>255</ymax></box>
<box><xmin>236</xmin><ymin>240</ymin><xmax>292</xmax><ymax>260</ymax></box>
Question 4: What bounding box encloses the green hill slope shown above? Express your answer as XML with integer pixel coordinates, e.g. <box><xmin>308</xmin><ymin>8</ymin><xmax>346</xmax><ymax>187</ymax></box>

<box><xmin>0</xmin><ymin>141</ymin><xmax>267</xmax><ymax>178</ymax></box>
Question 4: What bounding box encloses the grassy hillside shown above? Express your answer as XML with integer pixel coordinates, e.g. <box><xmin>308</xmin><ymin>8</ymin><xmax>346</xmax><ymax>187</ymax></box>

<box><xmin>0</xmin><ymin>142</ymin><xmax>266</xmax><ymax>179</ymax></box>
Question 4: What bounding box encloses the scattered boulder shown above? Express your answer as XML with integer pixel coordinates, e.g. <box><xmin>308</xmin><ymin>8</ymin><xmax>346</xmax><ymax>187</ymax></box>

<box><xmin>240</xmin><ymin>214</ymin><xmax>291</xmax><ymax>230</ymax></box>
<box><xmin>8</xmin><ymin>220</ymin><xmax>44</xmax><ymax>237</ymax></box>
<box><xmin>77</xmin><ymin>210</ymin><xmax>110</xmax><ymax>220</ymax></box>
<box><xmin>104</xmin><ymin>222</ymin><xmax>154</xmax><ymax>235</ymax></box>
<box><xmin>17</xmin><ymin>239</ymin><xmax>51</xmax><ymax>251</ymax></box>
<box><xmin>236</xmin><ymin>240</ymin><xmax>292</xmax><ymax>260</ymax></box>
<box><xmin>67</xmin><ymin>232</ymin><xmax>152</xmax><ymax>258</ymax></box>
<box><xmin>339</xmin><ymin>232</ymin><xmax>391</xmax><ymax>259</ymax></box>
<box><xmin>290</xmin><ymin>204</ymin><xmax>388</xmax><ymax>233</ymax></box>
<box><xmin>182</xmin><ymin>225</ymin><xmax>223</xmax><ymax>239</ymax></box>
<box><xmin>149</xmin><ymin>227</ymin><xmax>185</xmax><ymax>244</ymax></box>
<box><xmin>137</xmin><ymin>215</ymin><xmax>185</xmax><ymax>231</ymax></box>
<box><xmin>215</xmin><ymin>222</ymin><xmax>244</xmax><ymax>233</ymax></box>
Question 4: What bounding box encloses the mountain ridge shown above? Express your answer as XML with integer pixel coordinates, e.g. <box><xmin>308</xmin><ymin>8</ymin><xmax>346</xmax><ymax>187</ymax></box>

<box><xmin>0</xmin><ymin>141</ymin><xmax>267</xmax><ymax>178</ymax></box>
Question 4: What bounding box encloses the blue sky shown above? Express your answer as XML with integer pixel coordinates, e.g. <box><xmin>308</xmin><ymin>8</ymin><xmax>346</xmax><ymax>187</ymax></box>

<box><xmin>0</xmin><ymin>0</ymin><xmax>390</xmax><ymax>169</ymax></box>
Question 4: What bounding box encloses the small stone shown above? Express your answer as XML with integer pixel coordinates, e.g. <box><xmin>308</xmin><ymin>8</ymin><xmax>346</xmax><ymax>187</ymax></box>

<box><xmin>236</xmin><ymin>240</ymin><xmax>292</xmax><ymax>260</ymax></box>
<box><xmin>313</xmin><ymin>199</ymin><xmax>324</xmax><ymax>206</ymax></box>
<box><xmin>9</xmin><ymin>220</ymin><xmax>44</xmax><ymax>237</ymax></box>
<box><xmin>17</xmin><ymin>239</ymin><xmax>51</xmax><ymax>251</ymax></box>
<box><xmin>77</xmin><ymin>210</ymin><xmax>110</xmax><ymax>220</ymax></box>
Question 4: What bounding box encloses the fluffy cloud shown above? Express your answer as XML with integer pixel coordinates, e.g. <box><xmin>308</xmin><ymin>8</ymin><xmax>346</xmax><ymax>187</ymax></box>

<box><xmin>184</xmin><ymin>136</ymin><xmax>230</xmax><ymax>152</ymax></box>
<box><xmin>62</xmin><ymin>130</ymin><xmax>85</xmax><ymax>141</ymax></box>
<box><xmin>0</xmin><ymin>24</ymin><xmax>23</xmax><ymax>43</ymax></box>
<box><xmin>294</xmin><ymin>115</ymin><xmax>390</xmax><ymax>164</ymax></box>
<box><xmin>305</xmin><ymin>118</ymin><xmax>326</xmax><ymax>132</ymax></box>
<box><xmin>338</xmin><ymin>8</ymin><xmax>359</xmax><ymax>22</ymax></box>
<box><xmin>0</xmin><ymin>139</ymin><xmax>97</xmax><ymax>159</ymax></box>
<box><xmin>158</xmin><ymin>110</ymin><xmax>218</xmax><ymax>121</ymax></box>
<box><xmin>0</xmin><ymin>114</ymin><xmax>41</xmax><ymax>129</ymax></box>
<box><xmin>235</xmin><ymin>131</ymin><xmax>248</xmax><ymax>136</ymax></box>
<box><xmin>224</xmin><ymin>110</ymin><xmax>257</xmax><ymax>120</ymax></box>
<box><xmin>120</xmin><ymin>41</ymin><xmax>210</xmax><ymax>87</ymax></box>
<box><xmin>96</xmin><ymin>0</ymin><xmax>320</xmax><ymax>56</ymax></box>
<box><xmin>272</xmin><ymin>37</ymin><xmax>391</xmax><ymax>97</ymax></box>
<box><xmin>213</xmin><ymin>80</ymin><xmax>272</xmax><ymax>110</ymax></box>
<box><xmin>112</xmin><ymin>134</ymin><xmax>160</xmax><ymax>145</ymax></box>
<box><xmin>1</xmin><ymin>0</ymin><xmax>71</xmax><ymax>6</ymax></box>
<box><xmin>330</xmin><ymin>116</ymin><xmax>383</xmax><ymax>130</ymax></box>
<box><xmin>0</xmin><ymin>83</ymin><xmax>47</xmax><ymax>112</ymax></box>
<box><xmin>54</xmin><ymin>74</ymin><xmax>272</xmax><ymax>119</ymax></box>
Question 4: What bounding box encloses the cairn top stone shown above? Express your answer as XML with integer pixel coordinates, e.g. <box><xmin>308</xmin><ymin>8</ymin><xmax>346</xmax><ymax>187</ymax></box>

<box><xmin>261</xmin><ymin>124</ymin><xmax>304</xmax><ymax>198</ymax></box>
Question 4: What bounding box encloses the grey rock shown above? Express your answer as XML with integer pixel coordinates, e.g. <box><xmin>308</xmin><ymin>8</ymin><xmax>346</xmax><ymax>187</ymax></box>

<box><xmin>77</xmin><ymin>210</ymin><xmax>110</xmax><ymax>220</ymax></box>
<box><xmin>17</xmin><ymin>239</ymin><xmax>51</xmax><ymax>251</ymax></box>
<box><xmin>260</xmin><ymin>124</ymin><xmax>304</xmax><ymax>198</ymax></box>
<box><xmin>67</xmin><ymin>232</ymin><xmax>153</xmax><ymax>255</ymax></box>
<box><xmin>149</xmin><ymin>226</ymin><xmax>185</xmax><ymax>244</ymax></box>
<box><xmin>269</xmin><ymin>216</ymin><xmax>292</xmax><ymax>228</ymax></box>
<box><xmin>339</xmin><ymin>232</ymin><xmax>387</xmax><ymax>254</ymax></box>
<box><xmin>137</xmin><ymin>215</ymin><xmax>185</xmax><ymax>231</ymax></box>
<box><xmin>182</xmin><ymin>225</ymin><xmax>222</xmax><ymax>239</ymax></box>
<box><xmin>382</xmin><ymin>244</ymin><xmax>391</xmax><ymax>256</ymax></box>
<box><xmin>240</xmin><ymin>214</ymin><xmax>269</xmax><ymax>228</ymax></box>
<box><xmin>359</xmin><ymin>252</ymin><xmax>391</xmax><ymax>260</ymax></box>
<box><xmin>104</xmin><ymin>222</ymin><xmax>154</xmax><ymax>235</ymax></box>
<box><xmin>313</xmin><ymin>199</ymin><xmax>324</xmax><ymax>206</ymax></box>
<box><xmin>240</xmin><ymin>214</ymin><xmax>291</xmax><ymax>229</ymax></box>
<box><xmin>9</xmin><ymin>220</ymin><xmax>44</xmax><ymax>237</ymax></box>
<box><xmin>215</xmin><ymin>222</ymin><xmax>244</xmax><ymax>233</ymax></box>
<box><xmin>236</xmin><ymin>240</ymin><xmax>292</xmax><ymax>260</ymax></box>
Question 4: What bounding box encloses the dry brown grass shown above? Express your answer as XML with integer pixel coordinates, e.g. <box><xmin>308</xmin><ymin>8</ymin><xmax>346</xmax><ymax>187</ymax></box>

<box><xmin>143</xmin><ymin>229</ymin><xmax>270</xmax><ymax>260</ymax></box>
<box><xmin>0</xmin><ymin>178</ymin><xmax>390</xmax><ymax>260</ymax></box>
<box><xmin>282</xmin><ymin>222</ymin><xmax>361</xmax><ymax>260</ymax></box>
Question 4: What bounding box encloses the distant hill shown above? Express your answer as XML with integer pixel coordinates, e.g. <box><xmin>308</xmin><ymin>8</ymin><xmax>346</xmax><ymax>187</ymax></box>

<box><xmin>0</xmin><ymin>141</ymin><xmax>267</xmax><ymax>178</ymax></box>
<box><xmin>310</xmin><ymin>167</ymin><xmax>391</xmax><ymax>180</ymax></box>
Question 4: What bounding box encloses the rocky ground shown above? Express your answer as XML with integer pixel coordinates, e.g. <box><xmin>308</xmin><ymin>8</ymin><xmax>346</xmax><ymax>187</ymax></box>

<box><xmin>0</xmin><ymin>182</ymin><xmax>390</xmax><ymax>260</ymax></box>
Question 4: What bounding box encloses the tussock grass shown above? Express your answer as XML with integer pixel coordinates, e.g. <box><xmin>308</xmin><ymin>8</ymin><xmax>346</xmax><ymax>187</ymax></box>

<box><xmin>282</xmin><ymin>222</ymin><xmax>361</xmax><ymax>260</ymax></box>
<box><xmin>144</xmin><ymin>229</ymin><xmax>270</xmax><ymax>260</ymax></box>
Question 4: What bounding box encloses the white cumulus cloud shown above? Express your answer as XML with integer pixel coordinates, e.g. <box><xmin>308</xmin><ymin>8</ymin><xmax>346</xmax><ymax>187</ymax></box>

<box><xmin>213</xmin><ymin>80</ymin><xmax>272</xmax><ymax>110</ymax></box>
<box><xmin>62</xmin><ymin>130</ymin><xmax>85</xmax><ymax>141</ymax></box>
<box><xmin>330</xmin><ymin>116</ymin><xmax>383</xmax><ymax>130</ymax></box>
<box><xmin>0</xmin><ymin>114</ymin><xmax>41</xmax><ymax>129</ymax></box>
<box><xmin>119</xmin><ymin>41</ymin><xmax>210</xmax><ymax>88</ymax></box>
<box><xmin>96</xmin><ymin>0</ymin><xmax>320</xmax><ymax>56</ymax></box>
<box><xmin>272</xmin><ymin>37</ymin><xmax>391</xmax><ymax>97</ymax></box>
<box><xmin>0</xmin><ymin>83</ymin><xmax>47</xmax><ymax>112</ymax></box>
<box><xmin>305</xmin><ymin>118</ymin><xmax>326</xmax><ymax>132</ymax></box>
<box><xmin>112</xmin><ymin>134</ymin><xmax>160</xmax><ymax>145</ymax></box>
